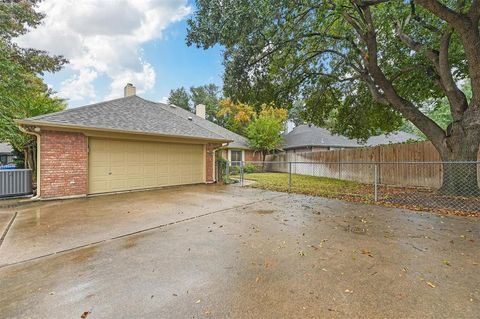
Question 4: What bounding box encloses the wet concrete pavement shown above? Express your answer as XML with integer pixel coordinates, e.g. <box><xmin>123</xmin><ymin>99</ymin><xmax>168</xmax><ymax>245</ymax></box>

<box><xmin>0</xmin><ymin>185</ymin><xmax>478</xmax><ymax>318</ymax></box>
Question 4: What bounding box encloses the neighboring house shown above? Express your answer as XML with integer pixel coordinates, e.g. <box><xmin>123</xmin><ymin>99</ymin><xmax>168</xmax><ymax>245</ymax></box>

<box><xmin>361</xmin><ymin>131</ymin><xmax>422</xmax><ymax>147</ymax></box>
<box><xmin>283</xmin><ymin>125</ymin><xmax>359</xmax><ymax>153</ymax></box>
<box><xmin>283</xmin><ymin>124</ymin><xmax>420</xmax><ymax>153</ymax></box>
<box><xmin>16</xmin><ymin>84</ymin><xmax>252</xmax><ymax>199</ymax></box>
<box><xmin>0</xmin><ymin>143</ymin><xmax>15</xmax><ymax>165</ymax></box>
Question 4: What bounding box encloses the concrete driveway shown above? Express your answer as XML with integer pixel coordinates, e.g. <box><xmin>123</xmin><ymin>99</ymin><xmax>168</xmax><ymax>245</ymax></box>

<box><xmin>0</xmin><ymin>185</ymin><xmax>478</xmax><ymax>318</ymax></box>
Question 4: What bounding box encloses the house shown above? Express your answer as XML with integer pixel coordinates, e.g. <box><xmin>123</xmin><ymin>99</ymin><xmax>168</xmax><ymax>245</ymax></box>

<box><xmin>283</xmin><ymin>125</ymin><xmax>359</xmax><ymax>153</ymax></box>
<box><xmin>16</xmin><ymin>84</ymin><xmax>258</xmax><ymax>199</ymax></box>
<box><xmin>0</xmin><ymin>143</ymin><xmax>15</xmax><ymax>165</ymax></box>
<box><xmin>283</xmin><ymin>124</ymin><xmax>420</xmax><ymax>153</ymax></box>
<box><xmin>361</xmin><ymin>131</ymin><xmax>422</xmax><ymax>147</ymax></box>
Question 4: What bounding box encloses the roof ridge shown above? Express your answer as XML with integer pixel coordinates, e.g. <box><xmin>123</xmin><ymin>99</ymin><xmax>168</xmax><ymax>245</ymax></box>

<box><xmin>151</xmin><ymin>99</ymin><xmax>232</xmax><ymax>141</ymax></box>
<box><xmin>28</xmin><ymin>95</ymin><xmax>138</xmax><ymax>120</ymax></box>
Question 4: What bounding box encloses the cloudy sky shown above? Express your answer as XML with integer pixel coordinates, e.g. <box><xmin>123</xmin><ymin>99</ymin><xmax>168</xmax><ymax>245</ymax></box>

<box><xmin>17</xmin><ymin>0</ymin><xmax>222</xmax><ymax>108</ymax></box>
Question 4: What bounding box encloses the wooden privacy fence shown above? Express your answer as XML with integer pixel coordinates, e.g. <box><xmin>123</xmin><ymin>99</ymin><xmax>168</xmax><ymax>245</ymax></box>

<box><xmin>264</xmin><ymin>141</ymin><xmax>480</xmax><ymax>189</ymax></box>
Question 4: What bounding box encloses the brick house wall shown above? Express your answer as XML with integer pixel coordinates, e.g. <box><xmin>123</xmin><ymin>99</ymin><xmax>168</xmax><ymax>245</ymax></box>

<box><xmin>40</xmin><ymin>131</ymin><xmax>88</xmax><ymax>198</ymax></box>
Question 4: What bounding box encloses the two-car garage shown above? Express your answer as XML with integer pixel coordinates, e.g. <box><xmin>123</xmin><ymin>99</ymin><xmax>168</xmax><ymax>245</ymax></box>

<box><xmin>18</xmin><ymin>93</ymin><xmax>229</xmax><ymax>199</ymax></box>
<box><xmin>88</xmin><ymin>138</ymin><xmax>205</xmax><ymax>194</ymax></box>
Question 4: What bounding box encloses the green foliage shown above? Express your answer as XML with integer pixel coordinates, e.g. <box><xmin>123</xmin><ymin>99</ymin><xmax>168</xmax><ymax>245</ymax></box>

<box><xmin>190</xmin><ymin>83</ymin><xmax>221</xmax><ymax>123</ymax></box>
<box><xmin>167</xmin><ymin>83</ymin><xmax>222</xmax><ymax>124</ymax></box>
<box><xmin>186</xmin><ymin>0</ymin><xmax>472</xmax><ymax>141</ymax></box>
<box><xmin>244</xmin><ymin>163</ymin><xmax>257</xmax><ymax>174</ymax></box>
<box><xmin>167</xmin><ymin>87</ymin><xmax>190</xmax><ymax>111</ymax></box>
<box><xmin>0</xmin><ymin>0</ymin><xmax>67</xmax><ymax>168</ymax></box>
<box><xmin>0</xmin><ymin>1</ymin><xmax>66</xmax><ymax>74</ymax></box>
<box><xmin>245</xmin><ymin>114</ymin><xmax>284</xmax><ymax>158</ymax></box>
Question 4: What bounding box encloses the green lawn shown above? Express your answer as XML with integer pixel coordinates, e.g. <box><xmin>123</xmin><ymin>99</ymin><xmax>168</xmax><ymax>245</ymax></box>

<box><xmin>243</xmin><ymin>172</ymin><xmax>372</xmax><ymax>201</ymax></box>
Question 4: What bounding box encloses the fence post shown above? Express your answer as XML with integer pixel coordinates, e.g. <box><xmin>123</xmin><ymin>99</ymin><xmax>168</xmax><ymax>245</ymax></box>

<box><xmin>240</xmin><ymin>161</ymin><xmax>244</xmax><ymax>186</ymax></box>
<box><xmin>225</xmin><ymin>161</ymin><xmax>229</xmax><ymax>183</ymax></box>
<box><xmin>288</xmin><ymin>162</ymin><xmax>292</xmax><ymax>192</ymax></box>
<box><xmin>374</xmin><ymin>164</ymin><xmax>379</xmax><ymax>202</ymax></box>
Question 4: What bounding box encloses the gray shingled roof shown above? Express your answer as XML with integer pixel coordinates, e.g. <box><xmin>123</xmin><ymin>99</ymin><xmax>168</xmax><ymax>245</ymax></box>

<box><xmin>0</xmin><ymin>143</ymin><xmax>13</xmax><ymax>154</ymax></box>
<box><xmin>284</xmin><ymin>124</ymin><xmax>421</xmax><ymax>149</ymax></box>
<box><xmin>20</xmin><ymin>96</ymin><xmax>230</xmax><ymax>142</ymax></box>
<box><xmin>362</xmin><ymin>131</ymin><xmax>421</xmax><ymax>146</ymax></box>
<box><xmin>166</xmin><ymin>106</ymin><xmax>250</xmax><ymax>149</ymax></box>
<box><xmin>283</xmin><ymin>125</ymin><xmax>359</xmax><ymax>149</ymax></box>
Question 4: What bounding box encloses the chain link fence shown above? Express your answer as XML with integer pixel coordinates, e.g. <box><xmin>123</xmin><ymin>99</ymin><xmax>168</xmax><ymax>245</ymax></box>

<box><xmin>221</xmin><ymin>160</ymin><xmax>480</xmax><ymax>216</ymax></box>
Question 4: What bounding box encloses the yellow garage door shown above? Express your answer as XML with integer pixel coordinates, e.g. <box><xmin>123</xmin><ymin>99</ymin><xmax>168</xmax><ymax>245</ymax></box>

<box><xmin>88</xmin><ymin>138</ymin><xmax>204</xmax><ymax>194</ymax></box>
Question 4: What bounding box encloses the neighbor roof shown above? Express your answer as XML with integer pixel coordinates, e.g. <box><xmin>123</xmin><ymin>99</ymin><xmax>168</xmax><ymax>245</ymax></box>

<box><xmin>17</xmin><ymin>95</ymin><xmax>230</xmax><ymax>142</ymax></box>
<box><xmin>0</xmin><ymin>143</ymin><xmax>13</xmax><ymax>154</ymax></box>
<box><xmin>283</xmin><ymin>124</ymin><xmax>421</xmax><ymax>150</ymax></box>
<box><xmin>362</xmin><ymin>131</ymin><xmax>421</xmax><ymax>146</ymax></box>
<box><xmin>283</xmin><ymin>125</ymin><xmax>359</xmax><ymax>150</ymax></box>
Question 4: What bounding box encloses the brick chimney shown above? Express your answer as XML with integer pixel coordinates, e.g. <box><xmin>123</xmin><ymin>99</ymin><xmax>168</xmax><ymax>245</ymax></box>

<box><xmin>196</xmin><ymin>104</ymin><xmax>206</xmax><ymax>119</ymax></box>
<box><xmin>124</xmin><ymin>83</ymin><xmax>136</xmax><ymax>97</ymax></box>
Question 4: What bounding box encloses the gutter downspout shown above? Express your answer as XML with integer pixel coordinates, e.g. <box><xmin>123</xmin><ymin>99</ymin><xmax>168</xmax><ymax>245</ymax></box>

<box><xmin>18</xmin><ymin>126</ymin><xmax>41</xmax><ymax>200</ymax></box>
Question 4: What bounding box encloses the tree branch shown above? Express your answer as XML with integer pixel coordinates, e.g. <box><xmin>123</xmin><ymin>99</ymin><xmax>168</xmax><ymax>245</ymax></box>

<box><xmin>438</xmin><ymin>30</ymin><xmax>469</xmax><ymax>118</ymax></box>
<box><xmin>469</xmin><ymin>0</ymin><xmax>480</xmax><ymax>22</ymax></box>
<box><xmin>414</xmin><ymin>0</ymin><xmax>464</xmax><ymax>28</ymax></box>
<box><xmin>360</xmin><ymin>5</ymin><xmax>447</xmax><ymax>150</ymax></box>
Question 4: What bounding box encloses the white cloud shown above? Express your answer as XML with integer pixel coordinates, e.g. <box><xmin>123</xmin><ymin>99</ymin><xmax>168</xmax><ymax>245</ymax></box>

<box><xmin>59</xmin><ymin>69</ymin><xmax>98</xmax><ymax>101</ymax></box>
<box><xmin>17</xmin><ymin>0</ymin><xmax>191</xmax><ymax>105</ymax></box>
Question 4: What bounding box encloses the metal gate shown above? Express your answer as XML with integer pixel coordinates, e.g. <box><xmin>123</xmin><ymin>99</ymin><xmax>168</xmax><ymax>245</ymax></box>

<box><xmin>0</xmin><ymin>169</ymin><xmax>33</xmax><ymax>197</ymax></box>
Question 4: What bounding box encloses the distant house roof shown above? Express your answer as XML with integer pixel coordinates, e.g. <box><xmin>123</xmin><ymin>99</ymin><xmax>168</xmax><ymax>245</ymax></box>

<box><xmin>0</xmin><ymin>143</ymin><xmax>14</xmax><ymax>154</ymax></box>
<box><xmin>18</xmin><ymin>95</ymin><xmax>231</xmax><ymax>143</ymax></box>
<box><xmin>361</xmin><ymin>131</ymin><xmax>422</xmax><ymax>146</ymax></box>
<box><xmin>283</xmin><ymin>125</ymin><xmax>359</xmax><ymax>150</ymax></box>
<box><xmin>283</xmin><ymin>124</ymin><xmax>421</xmax><ymax>150</ymax></box>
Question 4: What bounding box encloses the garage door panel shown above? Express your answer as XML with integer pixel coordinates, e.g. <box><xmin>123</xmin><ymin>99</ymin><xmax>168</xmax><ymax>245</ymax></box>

<box><xmin>89</xmin><ymin>138</ymin><xmax>204</xmax><ymax>194</ymax></box>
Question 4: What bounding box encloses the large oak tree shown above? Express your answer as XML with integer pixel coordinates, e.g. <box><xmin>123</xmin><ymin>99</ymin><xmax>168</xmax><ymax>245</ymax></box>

<box><xmin>187</xmin><ymin>0</ymin><xmax>480</xmax><ymax>195</ymax></box>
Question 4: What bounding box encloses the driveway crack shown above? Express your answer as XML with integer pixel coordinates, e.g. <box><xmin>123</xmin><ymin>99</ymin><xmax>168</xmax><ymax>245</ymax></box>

<box><xmin>0</xmin><ymin>212</ymin><xmax>17</xmax><ymax>248</ymax></box>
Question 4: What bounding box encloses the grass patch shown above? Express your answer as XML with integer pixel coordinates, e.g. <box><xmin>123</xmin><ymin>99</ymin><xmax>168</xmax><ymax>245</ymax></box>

<box><xmin>244</xmin><ymin>172</ymin><xmax>372</xmax><ymax>201</ymax></box>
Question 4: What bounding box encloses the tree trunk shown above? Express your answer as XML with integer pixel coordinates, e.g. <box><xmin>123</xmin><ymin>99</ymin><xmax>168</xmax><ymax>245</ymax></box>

<box><xmin>440</xmin><ymin>162</ymin><xmax>479</xmax><ymax>196</ymax></box>
<box><xmin>438</xmin><ymin>120</ymin><xmax>480</xmax><ymax>196</ymax></box>
<box><xmin>262</xmin><ymin>151</ymin><xmax>266</xmax><ymax>172</ymax></box>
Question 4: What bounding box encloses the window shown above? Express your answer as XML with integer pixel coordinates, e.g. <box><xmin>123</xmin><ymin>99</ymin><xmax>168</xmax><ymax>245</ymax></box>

<box><xmin>230</xmin><ymin>150</ymin><xmax>243</xmax><ymax>163</ymax></box>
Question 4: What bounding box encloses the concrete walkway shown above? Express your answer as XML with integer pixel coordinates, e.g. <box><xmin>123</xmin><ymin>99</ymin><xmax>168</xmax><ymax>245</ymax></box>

<box><xmin>0</xmin><ymin>185</ymin><xmax>478</xmax><ymax>318</ymax></box>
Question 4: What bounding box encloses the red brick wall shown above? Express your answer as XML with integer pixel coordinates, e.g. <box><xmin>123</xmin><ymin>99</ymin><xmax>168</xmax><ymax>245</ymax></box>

<box><xmin>206</xmin><ymin>143</ymin><xmax>222</xmax><ymax>183</ymax></box>
<box><xmin>40</xmin><ymin>131</ymin><xmax>88</xmax><ymax>198</ymax></box>
<box><xmin>245</xmin><ymin>150</ymin><xmax>262</xmax><ymax>161</ymax></box>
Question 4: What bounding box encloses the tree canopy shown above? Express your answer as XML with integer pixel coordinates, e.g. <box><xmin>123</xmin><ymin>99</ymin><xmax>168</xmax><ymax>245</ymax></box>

<box><xmin>0</xmin><ymin>0</ymin><xmax>66</xmax><ymax>168</ymax></box>
<box><xmin>187</xmin><ymin>0</ymin><xmax>480</xmax><ymax>162</ymax></box>
<box><xmin>167</xmin><ymin>87</ymin><xmax>191</xmax><ymax>111</ymax></box>
<box><xmin>217</xmin><ymin>99</ymin><xmax>288</xmax><ymax>135</ymax></box>
<box><xmin>245</xmin><ymin>113</ymin><xmax>285</xmax><ymax>161</ymax></box>
<box><xmin>167</xmin><ymin>83</ymin><xmax>222</xmax><ymax>123</ymax></box>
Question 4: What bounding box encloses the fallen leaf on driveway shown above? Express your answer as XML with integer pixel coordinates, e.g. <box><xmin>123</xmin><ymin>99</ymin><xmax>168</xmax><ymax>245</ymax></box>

<box><xmin>80</xmin><ymin>310</ymin><xmax>91</xmax><ymax>318</ymax></box>
<box><xmin>195</xmin><ymin>299</ymin><xmax>201</xmax><ymax>304</ymax></box>
<box><xmin>361</xmin><ymin>249</ymin><xmax>373</xmax><ymax>257</ymax></box>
